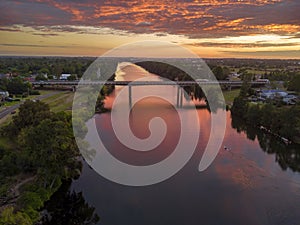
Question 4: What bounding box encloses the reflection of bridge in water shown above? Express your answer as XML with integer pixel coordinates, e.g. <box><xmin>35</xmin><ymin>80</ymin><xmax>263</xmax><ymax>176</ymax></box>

<box><xmin>31</xmin><ymin>80</ymin><xmax>268</xmax><ymax>108</ymax></box>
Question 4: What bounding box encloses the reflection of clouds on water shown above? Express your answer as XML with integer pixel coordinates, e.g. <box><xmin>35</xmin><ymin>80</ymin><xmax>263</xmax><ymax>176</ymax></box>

<box><xmin>115</xmin><ymin>62</ymin><xmax>151</xmax><ymax>81</ymax></box>
<box><xmin>217</xmin><ymin>142</ymin><xmax>289</xmax><ymax>191</ymax></box>
<box><xmin>215</xmin><ymin>149</ymin><xmax>300</xmax><ymax>225</ymax></box>
<box><xmin>215</xmin><ymin>150</ymin><xmax>270</xmax><ymax>190</ymax></box>
<box><xmin>231</xmin><ymin>168</ymin><xmax>254</xmax><ymax>190</ymax></box>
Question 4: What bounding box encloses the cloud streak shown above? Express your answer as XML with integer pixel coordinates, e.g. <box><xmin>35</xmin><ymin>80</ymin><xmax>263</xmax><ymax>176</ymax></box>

<box><xmin>191</xmin><ymin>42</ymin><xmax>299</xmax><ymax>48</ymax></box>
<box><xmin>0</xmin><ymin>43</ymin><xmax>69</xmax><ymax>48</ymax></box>
<box><xmin>0</xmin><ymin>0</ymin><xmax>299</xmax><ymax>58</ymax></box>
<box><xmin>0</xmin><ymin>0</ymin><xmax>299</xmax><ymax>39</ymax></box>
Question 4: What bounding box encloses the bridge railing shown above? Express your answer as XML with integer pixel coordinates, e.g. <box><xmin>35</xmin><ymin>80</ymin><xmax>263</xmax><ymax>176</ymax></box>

<box><xmin>31</xmin><ymin>80</ymin><xmax>269</xmax><ymax>86</ymax></box>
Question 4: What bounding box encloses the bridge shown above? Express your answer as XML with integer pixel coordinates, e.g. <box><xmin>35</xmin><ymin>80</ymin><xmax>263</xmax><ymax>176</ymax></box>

<box><xmin>31</xmin><ymin>80</ymin><xmax>268</xmax><ymax>87</ymax></box>
<box><xmin>31</xmin><ymin>80</ymin><xmax>268</xmax><ymax>108</ymax></box>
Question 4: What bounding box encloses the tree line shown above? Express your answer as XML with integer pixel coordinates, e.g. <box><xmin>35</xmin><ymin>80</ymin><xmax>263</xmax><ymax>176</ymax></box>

<box><xmin>231</xmin><ymin>114</ymin><xmax>300</xmax><ymax>173</ymax></box>
<box><xmin>0</xmin><ymin>57</ymin><xmax>94</xmax><ymax>78</ymax></box>
<box><xmin>0</xmin><ymin>77</ymin><xmax>31</xmax><ymax>95</ymax></box>
<box><xmin>231</xmin><ymin>80</ymin><xmax>300</xmax><ymax>144</ymax></box>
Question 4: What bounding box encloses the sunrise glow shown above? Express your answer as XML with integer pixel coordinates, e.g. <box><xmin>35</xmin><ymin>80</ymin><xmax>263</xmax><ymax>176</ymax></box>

<box><xmin>0</xmin><ymin>0</ymin><xmax>299</xmax><ymax>58</ymax></box>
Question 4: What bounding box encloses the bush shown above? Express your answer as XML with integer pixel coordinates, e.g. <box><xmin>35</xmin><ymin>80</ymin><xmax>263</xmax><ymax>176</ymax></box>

<box><xmin>18</xmin><ymin>191</ymin><xmax>44</xmax><ymax>210</ymax></box>
<box><xmin>29</xmin><ymin>90</ymin><xmax>40</xmax><ymax>95</ymax></box>
<box><xmin>0</xmin><ymin>207</ymin><xmax>32</xmax><ymax>225</ymax></box>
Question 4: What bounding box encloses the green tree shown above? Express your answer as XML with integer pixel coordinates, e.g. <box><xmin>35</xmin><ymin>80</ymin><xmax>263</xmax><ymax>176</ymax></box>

<box><xmin>246</xmin><ymin>104</ymin><xmax>261</xmax><ymax>126</ymax></box>
<box><xmin>0</xmin><ymin>207</ymin><xmax>32</xmax><ymax>225</ymax></box>
<box><xmin>279</xmin><ymin>106</ymin><xmax>300</xmax><ymax>142</ymax></box>
<box><xmin>18</xmin><ymin>113</ymin><xmax>80</xmax><ymax>187</ymax></box>
<box><xmin>67</xmin><ymin>74</ymin><xmax>77</xmax><ymax>81</ymax></box>
<box><xmin>35</xmin><ymin>74</ymin><xmax>47</xmax><ymax>81</ymax></box>
<box><xmin>223</xmin><ymin>66</ymin><xmax>230</xmax><ymax>79</ymax></box>
<box><xmin>0</xmin><ymin>78</ymin><xmax>9</xmax><ymax>91</ymax></box>
<box><xmin>12</xmin><ymin>100</ymin><xmax>51</xmax><ymax>133</ymax></box>
<box><xmin>260</xmin><ymin>104</ymin><xmax>275</xmax><ymax>130</ymax></box>
<box><xmin>38</xmin><ymin>68</ymin><xmax>49</xmax><ymax>75</ymax></box>
<box><xmin>212</xmin><ymin>66</ymin><xmax>226</xmax><ymax>80</ymax></box>
<box><xmin>95</xmin><ymin>94</ymin><xmax>105</xmax><ymax>112</ymax></box>
<box><xmin>231</xmin><ymin>96</ymin><xmax>248</xmax><ymax>118</ymax></box>
<box><xmin>239</xmin><ymin>74</ymin><xmax>254</xmax><ymax>97</ymax></box>
<box><xmin>6</xmin><ymin>77</ymin><xmax>30</xmax><ymax>95</ymax></box>
<box><xmin>288</xmin><ymin>73</ymin><xmax>300</xmax><ymax>92</ymax></box>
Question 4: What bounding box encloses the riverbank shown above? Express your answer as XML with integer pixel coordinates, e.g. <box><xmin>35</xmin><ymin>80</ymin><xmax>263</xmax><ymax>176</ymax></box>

<box><xmin>231</xmin><ymin>96</ymin><xmax>300</xmax><ymax>145</ymax></box>
<box><xmin>0</xmin><ymin>95</ymin><xmax>82</xmax><ymax>225</ymax></box>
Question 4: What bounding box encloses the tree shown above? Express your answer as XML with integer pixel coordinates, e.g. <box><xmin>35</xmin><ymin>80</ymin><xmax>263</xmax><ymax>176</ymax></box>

<box><xmin>223</xmin><ymin>66</ymin><xmax>230</xmax><ymax>79</ymax></box>
<box><xmin>12</xmin><ymin>100</ymin><xmax>51</xmax><ymax>133</ymax></box>
<box><xmin>67</xmin><ymin>74</ymin><xmax>77</xmax><ymax>81</ymax></box>
<box><xmin>212</xmin><ymin>66</ymin><xmax>225</xmax><ymax>80</ymax></box>
<box><xmin>288</xmin><ymin>73</ymin><xmax>300</xmax><ymax>92</ymax></box>
<box><xmin>6</xmin><ymin>77</ymin><xmax>30</xmax><ymax>95</ymax></box>
<box><xmin>0</xmin><ymin>207</ymin><xmax>32</xmax><ymax>225</ymax></box>
<box><xmin>246</xmin><ymin>104</ymin><xmax>261</xmax><ymax>126</ymax></box>
<box><xmin>260</xmin><ymin>104</ymin><xmax>275</xmax><ymax>130</ymax></box>
<box><xmin>38</xmin><ymin>68</ymin><xmax>49</xmax><ymax>75</ymax></box>
<box><xmin>18</xmin><ymin>113</ymin><xmax>80</xmax><ymax>187</ymax></box>
<box><xmin>279</xmin><ymin>106</ymin><xmax>300</xmax><ymax>141</ymax></box>
<box><xmin>35</xmin><ymin>74</ymin><xmax>47</xmax><ymax>81</ymax></box>
<box><xmin>231</xmin><ymin>96</ymin><xmax>248</xmax><ymax>118</ymax></box>
<box><xmin>239</xmin><ymin>73</ymin><xmax>254</xmax><ymax>98</ymax></box>
<box><xmin>95</xmin><ymin>94</ymin><xmax>105</xmax><ymax>112</ymax></box>
<box><xmin>0</xmin><ymin>77</ymin><xmax>9</xmax><ymax>91</ymax></box>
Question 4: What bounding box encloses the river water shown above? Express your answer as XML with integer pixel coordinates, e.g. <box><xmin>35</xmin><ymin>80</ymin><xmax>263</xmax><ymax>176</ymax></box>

<box><xmin>44</xmin><ymin>64</ymin><xmax>300</xmax><ymax>225</ymax></box>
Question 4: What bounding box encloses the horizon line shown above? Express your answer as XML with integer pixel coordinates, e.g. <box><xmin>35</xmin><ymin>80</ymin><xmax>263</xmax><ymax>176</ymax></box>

<box><xmin>0</xmin><ymin>54</ymin><xmax>300</xmax><ymax>61</ymax></box>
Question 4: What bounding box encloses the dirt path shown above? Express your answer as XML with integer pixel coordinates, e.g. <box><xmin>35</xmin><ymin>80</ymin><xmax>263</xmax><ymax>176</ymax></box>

<box><xmin>0</xmin><ymin>175</ymin><xmax>36</xmax><ymax>210</ymax></box>
<box><xmin>11</xmin><ymin>176</ymin><xmax>36</xmax><ymax>197</ymax></box>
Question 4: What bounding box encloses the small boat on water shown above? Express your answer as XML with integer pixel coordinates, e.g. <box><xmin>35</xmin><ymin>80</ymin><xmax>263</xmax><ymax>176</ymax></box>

<box><xmin>224</xmin><ymin>146</ymin><xmax>230</xmax><ymax>151</ymax></box>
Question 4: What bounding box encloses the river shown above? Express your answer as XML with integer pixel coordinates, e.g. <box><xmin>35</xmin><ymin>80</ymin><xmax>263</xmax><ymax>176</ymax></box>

<box><xmin>43</xmin><ymin>63</ymin><xmax>300</xmax><ymax>225</ymax></box>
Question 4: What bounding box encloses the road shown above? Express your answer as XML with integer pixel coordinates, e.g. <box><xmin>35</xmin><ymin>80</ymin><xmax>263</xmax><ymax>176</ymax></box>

<box><xmin>31</xmin><ymin>80</ymin><xmax>269</xmax><ymax>86</ymax></box>
<box><xmin>0</xmin><ymin>91</ymin><xmax>61</xmax><ymax>119</ymax></box>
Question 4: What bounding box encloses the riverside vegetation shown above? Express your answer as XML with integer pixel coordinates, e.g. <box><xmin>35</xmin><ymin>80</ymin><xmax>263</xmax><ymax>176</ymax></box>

<box><xmin>0</xmin><ymin>100</ymin><xmax>82</xmax><ymax>224</ymax></box>
<box><xmin>0</xmin><ymin>75</ymin><xmax>110</xmax><ymax>224</ymax></box>
<box><xmin>231</xmin><ymin>75</ymin><xmax>300</xmax><ymax>144</ymax></box>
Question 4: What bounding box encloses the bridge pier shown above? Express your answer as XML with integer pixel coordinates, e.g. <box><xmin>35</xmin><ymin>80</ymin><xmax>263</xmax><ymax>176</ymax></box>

<box><xmin>129</xmin><ymin>85</ymin><xmax>184</xmax><ymax>109</ymax></box>
<box><xmin>176</xmin><ymin>86</ymin><xmax>183</xmax><ymax>108</ymax></box>
<box><xmin>176</xmin><ymin>86</ymin><xmax>180</xmax><ymax>107</ymax></box>
<box><xmin>128</xmin><ymin>85</ymin><xmax>132</xmax><ymax>109</ymax></box>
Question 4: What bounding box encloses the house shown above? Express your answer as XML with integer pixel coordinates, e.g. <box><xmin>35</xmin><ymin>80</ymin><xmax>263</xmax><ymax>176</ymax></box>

<box><xmin>60</xmin><ymin>74</ymin><xmax>71</xmax><ymax>80</ymax></box>
<box><xmin>0</xmin><ymin>90</ymin><xmax>9</xmax><ymax>100</ymax></box>
<box><xmin>256</xmin><ymin>79</ymin><xmax>270</xmax><ymax>84</ymax></box>
<box><xmin>282</xmin><ymin>94</ymin><xmax>298</xmax><ymax>105</ymax></box>
<box><xmin>259</xmin><ymin>89</ymin><xmax>288</xmax><ymax>99</ymax></box>
<box><xmin>282</xmin><ymin>98</ymin><xmax>295</xmax><ymax>105</ymax></box>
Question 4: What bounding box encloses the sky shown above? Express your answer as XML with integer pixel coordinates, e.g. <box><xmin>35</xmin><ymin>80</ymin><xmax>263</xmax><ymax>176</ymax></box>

<box><xmin>0</xmin><ymin>0</ymin><xmax>299</xmax><ymax>59</ymax></box>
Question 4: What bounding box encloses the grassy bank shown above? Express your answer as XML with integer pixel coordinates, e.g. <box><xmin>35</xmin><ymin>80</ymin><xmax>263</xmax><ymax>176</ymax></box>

<box><xmin>0</xmin><ymin>91</ymin><xmax>75</xmax><ymax>126</ymax></box>
<box><xmin>222</xmin><ymin>89</ymin><xmax>240</xmax><ymax>105</ymax></box>
<box><xmin>41</xmin><ymin>91</ymin><xmax>74</xmax><ymax>112</ymax></box>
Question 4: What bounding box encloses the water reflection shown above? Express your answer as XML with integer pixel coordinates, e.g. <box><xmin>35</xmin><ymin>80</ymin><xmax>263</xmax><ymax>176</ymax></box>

<box><xmin>231</xmin><ymin>114</ymin><xmax>300</xmax><ymax>172</ymax></box>
<box><xmin>42</xmin><ymin>181</ymin><xmax>100</xmax><ymax>225</ymax></box>
<box><xmin>46</xmin><ymin>108</ymin><xmax>300</xmax><ymax>225</ymax></box>
<box><xmin>63</xmin><ymin>63</ymin><xmax>300</xmax><ymax>224</ymax></box>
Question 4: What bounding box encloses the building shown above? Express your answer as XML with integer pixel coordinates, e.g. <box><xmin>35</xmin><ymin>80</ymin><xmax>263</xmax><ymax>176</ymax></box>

<box><xmin>0</xmin><ymin>90</ymin><xmax>9</xmax><ymax>100</ymax></box>
<box><xmin>60</xmin><ymin>74</ymin><xmax>71</xmax><ymax>80</ymax></box>
<box><xmin>282</xmin><ymin>94</ymin><xmax>298</xmax><ymax>105</ymax></box>
<box><xmin>259</xmin><ymin>89</ymin><xmax>288</xmax><ymax>99</ymax></box>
